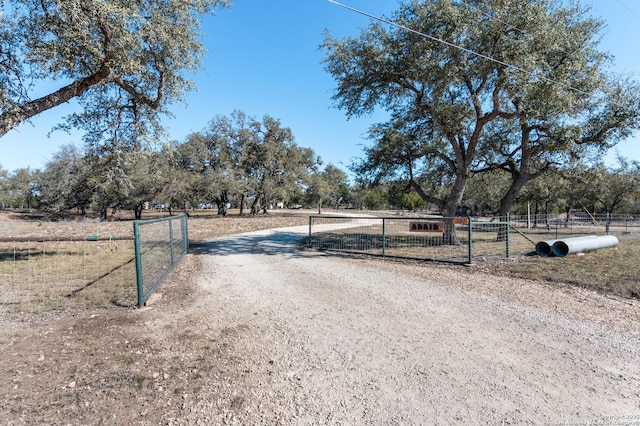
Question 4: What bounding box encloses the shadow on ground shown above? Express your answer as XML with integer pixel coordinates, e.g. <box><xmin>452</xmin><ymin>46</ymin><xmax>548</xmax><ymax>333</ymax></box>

<box><xmin>189</xmin><ymin>231</ymin><xmax>313</xmax><ymax>259</ymax></box>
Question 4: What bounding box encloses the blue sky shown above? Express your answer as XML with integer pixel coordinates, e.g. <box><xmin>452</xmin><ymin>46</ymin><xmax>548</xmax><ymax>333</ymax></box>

<box><xmin>1</xmin><ymin>0</ymin><xmax>639</xmax><ymax>173</ymax></box>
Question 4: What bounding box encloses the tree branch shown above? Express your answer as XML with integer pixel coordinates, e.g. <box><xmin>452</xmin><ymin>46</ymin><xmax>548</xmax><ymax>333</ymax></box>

<box><xmin>0</xmin><ymin>67</ymin><xmax>113</xmax><ymax>138</ymax></box>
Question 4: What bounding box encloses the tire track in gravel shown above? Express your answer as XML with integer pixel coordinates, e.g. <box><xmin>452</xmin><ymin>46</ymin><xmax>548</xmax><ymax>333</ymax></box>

<box><xmin>185</xmin><ymin>226</ymin><xmax>640</xmax><ymax>425</ymax></box>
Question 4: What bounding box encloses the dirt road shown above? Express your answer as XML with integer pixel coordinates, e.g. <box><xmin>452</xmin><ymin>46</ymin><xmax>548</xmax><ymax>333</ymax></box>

<box><xmin>164</xmin><ymin>226</ymin><xmax>640</xmax><ymax>424</ymax></box>
<box><xmin>2</xmin><ymin>225</ymin><xmax>639</xmax><ymax>425</ymax></box>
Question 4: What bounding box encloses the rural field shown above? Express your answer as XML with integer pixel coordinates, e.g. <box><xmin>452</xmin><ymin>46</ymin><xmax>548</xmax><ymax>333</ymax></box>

<box><xmin>0</xmin><ymin>209</ymin><xmax>639</xmax><ymax>424</ymax></box>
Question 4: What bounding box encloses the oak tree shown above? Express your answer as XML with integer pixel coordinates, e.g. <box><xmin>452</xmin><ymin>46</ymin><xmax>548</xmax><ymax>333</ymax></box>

<box><xmin>0</xmin><ymin>0</ymin><xmax>230</xmax><ymax>142</ymax></box>
<box><xmin>324</xmin><ymin>0</ymin><xmax>640</xmax><ymax>243</ymax></box>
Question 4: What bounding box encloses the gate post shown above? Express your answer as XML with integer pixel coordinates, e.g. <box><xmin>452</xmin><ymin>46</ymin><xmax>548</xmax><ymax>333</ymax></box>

<box><xmin>382</xmin><ymin>218</ymin><xmax>386</xmax><ymax>256</ymax></box>
<box><xmin>467</xmin><ymin>217</ymin><xmax>473</xmax><ymax>264</ymax></box>
<box><xmin>133</xmin><ymin>221</ymin><xmax>144</xmax><ymax>307</ymax></box>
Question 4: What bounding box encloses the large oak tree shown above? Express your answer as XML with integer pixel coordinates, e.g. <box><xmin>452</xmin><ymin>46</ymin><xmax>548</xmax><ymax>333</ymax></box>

<box><xmin>324</xmin><ymin>0</ymin><xmax>640</xmax><ymax>243</ymax></box>
<box><xmin>0</xmin><ymin>0</ymin><xmax>230</xmax><ymax>142</ymax></box>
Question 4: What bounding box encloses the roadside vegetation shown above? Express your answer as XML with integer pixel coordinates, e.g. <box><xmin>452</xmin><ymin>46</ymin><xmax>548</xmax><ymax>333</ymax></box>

<box><xmin>489</xmin><ymin>232</ymin><xmax>640</xmax><ymax>300</ymax></box>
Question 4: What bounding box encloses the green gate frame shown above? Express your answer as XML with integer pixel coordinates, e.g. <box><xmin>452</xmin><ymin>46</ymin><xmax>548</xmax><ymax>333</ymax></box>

<box><xmin>308</xmin><ymin>214</ymin><xmax>511</xmax><ymax>264</ymax></box>
<box><xmin>133</xmin><ymin>214</ymin><xmax>189</xmax><ymax>307</ymax></box>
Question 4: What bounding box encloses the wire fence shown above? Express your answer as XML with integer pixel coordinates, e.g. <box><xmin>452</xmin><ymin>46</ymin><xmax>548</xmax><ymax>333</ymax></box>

<box><xmin>0</xmin><ymin>213</ymin><xmax>189</xmax><ymax>313</ymax></box>
<box><xmin>308</xmin><ymin>216</ymin><xmax>510</xmax><ymax>264</ymax></box>
<box><xmin>0</xmin><ymin>234</ymin><xmax>137</xmax><ymax>313</ymax></box>
<box><xmin>2</xmin><ymin>210</ymin><xmax>635</xmax><ymax>312</ymax></box>
<box><xmin>509</xmin><ymin>212</ymin><xmax>640</xmax><ymax>237</ymax></box>
<box><xmin>308</xmin><ymin>213</ymin><xmax>640</xmax><ymax>263</ymax></box>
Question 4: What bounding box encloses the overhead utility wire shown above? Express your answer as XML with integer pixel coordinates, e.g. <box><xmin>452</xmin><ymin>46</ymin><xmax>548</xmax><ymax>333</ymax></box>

<box><xmin>327</xmin><ymin>0</ymin><xmax>591</xmax><ymax>98</ymax></box>
<box><xmin>613</xmin><ymin>0</ymin><xmax>640</xmax><ymax>19</ymax></box>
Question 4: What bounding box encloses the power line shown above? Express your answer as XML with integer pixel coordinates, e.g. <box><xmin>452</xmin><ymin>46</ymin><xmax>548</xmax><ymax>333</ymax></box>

<box><xmin>327</xmin><ymin>0</ymin><xmax>591</xmax><ymax>98</ymax></box>
<box><xmin>613</xmin><ymin>0</ymin><xmax>640</xmax><ymax>19</ymax></box>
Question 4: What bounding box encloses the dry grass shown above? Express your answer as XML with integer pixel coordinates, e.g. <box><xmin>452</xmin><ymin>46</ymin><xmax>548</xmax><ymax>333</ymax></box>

<box><xmin>0</xmin><ymin>209</ymin><xmax>312</xmax><ymax>312</ymax></box>
<box><xmin>1</xmin><ymin>209</ymin><xmax>638</xmax><ymax>313</ymax></box>
<box><xmin>492</xmin><ymin>232</ymin><xmax>640</xmax><ymax>299</ymax></box>
<box><xmin>0</xmin><ymin>239</ymin><xmax>136</xmax><ymax>310</ymax></box>
<box><xmin>308</xmin><ymin>214</ymin><xmax>640</xmax><ymax>300</ymax></box>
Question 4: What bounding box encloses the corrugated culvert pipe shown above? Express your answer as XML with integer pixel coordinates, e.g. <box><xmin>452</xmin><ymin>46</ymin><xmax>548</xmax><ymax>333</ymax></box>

<box><xmin>535</xmin><ymin>240</ymin><xmax>558</xmax><ymax>257</ymax></box>
<box><xmin>551</xmin><ymin>235</ymin><xmax>619</xmax><ymax>257</ymax></box>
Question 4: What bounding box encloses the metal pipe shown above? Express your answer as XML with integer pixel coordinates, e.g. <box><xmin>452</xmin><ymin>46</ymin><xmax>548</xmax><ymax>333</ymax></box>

<box><xmin>0</xmin><ymin>235</ymin><xmax>133</xmax><ymax>242</ymax></box>
<box><xmin>535</xmin><ymin>240</ymin><xmax>558</xmax><ymax>257</ymax></box>
<box><xmin>551</xmin><ymin>235</ymin><xmax>619</xmax><ymax>257</ymax></box>
<box><xmin>536</xmin><ymin>235</ymin><xmax>602</xmax><ymax>257</ymax></box>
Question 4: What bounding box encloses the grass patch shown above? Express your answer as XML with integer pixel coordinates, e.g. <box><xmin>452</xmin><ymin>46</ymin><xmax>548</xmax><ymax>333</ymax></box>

<box><xmin>0</xmin><ymin>239</ymin><xmax>137</xmax><ymax>311</ymax></box>
<box><xmin>309</xmin><ymin>215</ymin><xmax>640</xmax><ymax>299</ymax></box>
<box><xmin>496</xmin><ymin>234</ymin><xmax>640</xmax><ymax>299</ymax></box>
<box><xmin>120</xmin><ymin>355</ymin><xmax>135</xmax><ymax>366</ymax></box>
<box><xmin>0</xmin><ymin>209</ymin><xmax>311</xmax><ymax>313</ymax></box>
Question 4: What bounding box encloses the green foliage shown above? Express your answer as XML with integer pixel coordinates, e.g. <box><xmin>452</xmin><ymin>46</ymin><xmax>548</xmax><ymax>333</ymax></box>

<box><xmin>3</xmin><ymin>167</ymin><xmax>40</xmax><ymax>209</ymax></box>
<box><xmin>569</xmin><ymin>159</ymin><xmax>640</xmax><ymax>214</ymax></box>
<box><xmin>2</xmin><ymin>103</ymin><xmax>340</xmax><ymax>217</ymax></box>
<box><xmin>347</xmin><ymin>184</ymin><xmax>389</xmax><ymax>210</ymax></box>
<box><xmin>306</xmin><ymin>164</ymin><xmax>348</xmax><ymax>211</ymax></box>
<box><xmin>38</xmin><ymin>145</ymin><xmax>93</xmax><ymax>214</ymax></box>
<box><xmin>3</xmin><ymin>140</ymin><xmax>637</xmax><ymax>219</ymax></box>
<box><xmin>386</xmin><ymin>182</ymin><xmax>426</xmax><ymax>210</ymax></box>
<box><xmin>461</xmin><ymin>171</ymin><xmax>509</xmax><ymax>215</ymax></box>
<box><xmin>325</xmin><ymin>0</ymin><xmax>640</xmax><ymax>223</ymax></box>
<box><xmin>164</xmin><ymin>111</ymin><xmax>322</xmax><ymax>214</ymax></box>
<box><xmin>0</xmin><ymin>0</ymin><xmax>230</xmax><ymax>142</ymax></box>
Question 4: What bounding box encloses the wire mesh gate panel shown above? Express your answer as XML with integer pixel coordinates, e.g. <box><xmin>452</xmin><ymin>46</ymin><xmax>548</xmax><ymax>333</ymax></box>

<box><xmin>134</xmin><ymin>214</ymin><xmax>188</xmax><ymax>307</ymax></box>
<box><xmin>308</xmin><ymin>216</ymin><xmax>511</xmax><ymax>264</ymax></box>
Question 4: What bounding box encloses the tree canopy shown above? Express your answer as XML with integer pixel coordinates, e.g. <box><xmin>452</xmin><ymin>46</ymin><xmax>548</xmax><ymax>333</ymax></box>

<box><xmin>6</xmin><ymin>110</ymin><xmax>338</xmax><ymax>218</ymax></box>
<box><xmin>323</xmin><ymin>0</ymin><xmax>640</xmax><ymax>242</ymax></box>
<box><xmin>0</xmin><ymin>0</ymin><xmax>230</xmax><ymax>143</ymax></box>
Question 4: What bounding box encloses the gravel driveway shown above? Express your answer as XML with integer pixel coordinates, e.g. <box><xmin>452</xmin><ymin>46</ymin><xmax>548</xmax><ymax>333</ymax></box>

<box><xmin>172</xmin><ymin>225</ymin><xmax>640</xmax><ymax>425</ymax></box>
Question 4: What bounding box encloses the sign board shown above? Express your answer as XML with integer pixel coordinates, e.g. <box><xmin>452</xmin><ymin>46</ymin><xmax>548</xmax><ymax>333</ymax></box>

<box><xmin>409</xmin><ymin>221</ymin><xmax>445</xmax><ymax>233</ymax></box>
<box><xmin>452</xmin><ymin>217</ymin><xmax>470</xmax><ymax>225</ymax></box>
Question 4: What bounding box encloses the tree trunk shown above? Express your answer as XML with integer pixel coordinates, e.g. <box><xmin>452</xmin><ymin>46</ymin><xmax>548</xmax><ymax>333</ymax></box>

<box><xmin>250</xmin><ymin>196</ymin><xmax>260</xmax><ymax>215</ymax></box>
<box><xmin>495</xmin><ymin>180</ymin><xmax>527</xmax><ymax>241</ymax></box>
<box><xmin>442</xmin><ymin>217</ymin><xmax>461</xmax><ymax>246</ymax></box>
<box><xmin>409</xmin><ymin>179</ymin><xmax>466</xmax><ymax>246</ymax></box>
<box><xmin>216</xmin><ymin>190</ymin><xmax>229</xmax><ymax>216</ymax></box>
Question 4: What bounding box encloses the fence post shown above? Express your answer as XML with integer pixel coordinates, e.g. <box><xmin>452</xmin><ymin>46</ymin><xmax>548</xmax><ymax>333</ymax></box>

<box><xmin>382</xmin><ymin>218</ymin><xmax>386</xmax><ymax>256</ymax></box>
<box><xmin>183</xmin><ymin>215</ymin><xmax>189</xmax><ymax>251</ymax></box>
<box><xmin>468</xmin><ymin>216</ymin><xmax>473</xmax><ymax>264</ymax></box>
<box><xmin>133</xmin><ymin>221</ymin><xmax>144</xmax><ymax>308</ymax></box>
<box><xmin>169</xmin><ymin>218</ymin><xmax>176</xmax><ymax>266</ymax></box>
<box><xmin>505</xmin><ymin>213</ymin><xmax>510</xmax><ymax>259</ymax></box>
<box><xmin>308</xmin><ymin>216</ymin><xmax>313</xmax><ymax>248</ymax></box>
